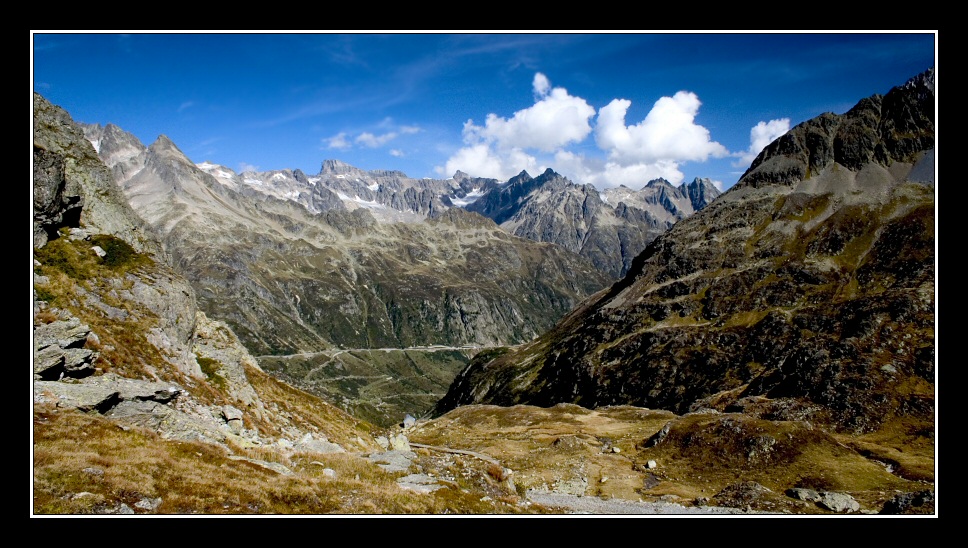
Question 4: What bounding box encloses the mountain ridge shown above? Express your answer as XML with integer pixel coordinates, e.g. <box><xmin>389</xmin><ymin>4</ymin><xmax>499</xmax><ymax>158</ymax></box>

<box><xmin>432</xmin><ymin>68</ymin><xmax>936</xmax><ymax>440</ymax></box>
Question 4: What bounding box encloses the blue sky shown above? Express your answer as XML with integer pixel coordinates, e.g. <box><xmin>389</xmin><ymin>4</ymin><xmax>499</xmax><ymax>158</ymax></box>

<box><xmin>32</xmin><ymin>32</ymin><xmax>936</xmax><ymax>191</ymax></box>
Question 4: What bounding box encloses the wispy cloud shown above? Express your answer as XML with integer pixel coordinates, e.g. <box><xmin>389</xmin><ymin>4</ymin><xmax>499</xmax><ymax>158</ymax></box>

<box><xmin>326</xmin><ymin>122</ymin><xmax>423</xmax><ymax>151</ymax></box>
<box><xmin>356</xmin><ymin>132</ymin><xmax>397</xmax><ymax>148</ymax></box>
<box><xmin>326</xmin><ymin>133</ymin><xmax>352</xmax><ymax>150</ymax></box>
<box><xmin>178</xmin><ymin>101</ymin><xmax>195</xmax><ymax>113</ymax></box>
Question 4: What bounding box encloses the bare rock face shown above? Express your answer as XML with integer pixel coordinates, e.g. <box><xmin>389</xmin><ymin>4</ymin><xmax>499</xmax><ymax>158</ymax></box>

<box><xmin>33</xmin><ymin>93</ymin><xmax>159</xmax><ymax>254</ymax></box>
<box><xmin>33</xmin><ymin>93</ymin><xmax>200</xmax><ymax>377</ymax></box>
<box><xmin>433</xmin><ymin>68</ymin><xmax>935</xmax><ymax>438</ymax></box>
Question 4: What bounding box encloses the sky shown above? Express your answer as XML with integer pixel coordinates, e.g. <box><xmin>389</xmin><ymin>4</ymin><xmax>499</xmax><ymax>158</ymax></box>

<box><xmin>31</xmin><ymin>32</ymin><xmax>937</xmax><ymax>191</ymax></box>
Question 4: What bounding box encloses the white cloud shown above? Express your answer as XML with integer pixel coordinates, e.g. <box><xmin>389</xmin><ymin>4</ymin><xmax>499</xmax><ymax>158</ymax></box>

<box><xmin>594</xmin><ymin>91</ymin><xmax>728</xmax><ymax>166</ymax></box>
<box><xmin>462</xmin><ymin>73</ymin><xmax>595</xmax><ymax>152</ymax></box>
<box><xmin>238</xmin><ymin>162</ymin><xmax>260</xmax><ymax>174</ymax></box>
<box><xmin>435</xmin><ymin>143</ymin><xmax>539</xmax><ymax>180</ymax></box>
<box><xmin>390</xmin><ymin>149</ymin><xmax>404</xmax><ymax>157</ymax></box>
<box><xmin>439</xmin><ymin>74</ymin><xmax>593</xmax><ymax>179</ymax></box>
<box><xmin>356</xmin><ymin>131</ymin><xmax>397</xmax><ymax>148</ymax></box>
<box><xmin>532</xmin><ymin>72</ymin><xmax>551</xmax><ymax>97</ymax></box>
<box><xmin>178</xmin><ymin>101</ymin><xmax>195</xmax><ymax>113</ymax></box>
<box><xmin>439</xmin><ymin>73</ymin><xmax>734</xmax><ymax>189</ymax></box>
<box><xmin>326</xmin><ymin>133</ymin><xmax>352</xmax><ymax>150</ymax></box>
<box><xmin>584</xmin><ymin>161</ymin><xmax>686</xmax><ymax>190</ymax></box>
<box><xmin>733</xmin><ymin>118</ymin><xmax>790</xmax><ymax>167</ymax></box>
<box><xmin>399</xmin><ymin>125</ymin><xmax>421</xmax><ymax>134</ymax></box>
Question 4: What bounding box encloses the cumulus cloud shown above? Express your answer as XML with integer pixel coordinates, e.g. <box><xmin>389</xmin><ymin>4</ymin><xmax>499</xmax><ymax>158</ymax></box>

<box><xmin>438</xmin><ymin>73</ymin><xmax>734</xmax><ymax>189</ymax></box>
<box><xmin>532</xmin><ymin>72</ymin><xmax>551</xmax><ymax>97</ymax></box>
<box><xmin>585</xmin><ymin>161</ymin><xmax>687</xmax><ymax>190</ymax></box>
<box><xmin>438</xmin><ymin>73</ymin><xmax>593</xmax><ymax>180</ymax></box>
<box><xmin>390</xmin><ymin>149</ymin><xmax>404</xmax><ymax>157</ymax></box>
<box><xmin>733</xmin><ymin>118</ymin><xmax>790</xmax><ymax>166</ymax></box>
<box><xmin>326</xmin><ymin>132</ymin><xmax>352</xmax><ymax>150</ymax></box>
<box><xmin>238</xmin><ymin>162</ymin><xmax>260</xmax><ymax>173</ymax></box>
<box><xmin>463</xmin><ymin>74</ymin><xmax>595</xmax><ymax>152</ymax></box>
<box><xmin>594</xmin><ymin>91</ymin><xmax>728</xmax><ymax>166</ymax></box>
<box><xmin>437</xmin><ymin>143</ymin><xmax>539</xmax><ymax>180</ymax></box>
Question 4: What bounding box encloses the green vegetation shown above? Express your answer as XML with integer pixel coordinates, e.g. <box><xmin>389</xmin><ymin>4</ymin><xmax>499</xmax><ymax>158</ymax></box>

<box><xmin>34</xmin><ymin>233</ymin><xmax>152</xmax><ymax>281</ymax></box>
<box><xmin>195</xmin><ymin>355</ymin><xmax>228</xmax><ymax>390</ymax></box>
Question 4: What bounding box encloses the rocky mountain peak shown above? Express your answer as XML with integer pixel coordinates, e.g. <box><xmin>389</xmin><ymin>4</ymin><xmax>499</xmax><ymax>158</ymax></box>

<box><xmin>738</xmin><ymin>67</ymin><xmax>934</xmax><ymax>190</ymax></box>
<box><xmin>319</xmin><ymin>158</ymin><xmax>363</xmax><ymax>177</ymax></box>
<box><xmin>643</xmin><ymin>177</ymin><xmax>674</xmax><ymax>190</ymax></box>
<box><xmin>148</xmin><ymin>135</ymin><xmax>192</xmax><ymax>163</ymax></box>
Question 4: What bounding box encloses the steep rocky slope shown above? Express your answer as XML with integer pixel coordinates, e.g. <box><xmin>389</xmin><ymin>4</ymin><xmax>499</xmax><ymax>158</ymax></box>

<box><xmin>434</xmin><ymin>69</ymin><xmax>935</xmax><ymax>454</ymax></box>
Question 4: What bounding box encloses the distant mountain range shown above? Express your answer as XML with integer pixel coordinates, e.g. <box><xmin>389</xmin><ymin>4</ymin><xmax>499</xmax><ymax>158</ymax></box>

<box><xmin>82</xmin><ymin>122</ymin><xmax>718</xmax><ymax>354</ymax></box>
<box><xmin>466</xmin><ymin>168</ymin><xmax>719</xmax><ymax>278</ymax></box>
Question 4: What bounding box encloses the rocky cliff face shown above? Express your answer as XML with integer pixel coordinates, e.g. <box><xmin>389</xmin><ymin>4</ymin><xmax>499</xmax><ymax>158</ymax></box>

<box><xmin>433</xmin><ymin>69</ymin><xmax>936</xmax><ymax>440</ymax></box>
<box><xmin>467</xmin><ymin>169</ymin><xmax>720</xmax><ymax>279</ymax></box>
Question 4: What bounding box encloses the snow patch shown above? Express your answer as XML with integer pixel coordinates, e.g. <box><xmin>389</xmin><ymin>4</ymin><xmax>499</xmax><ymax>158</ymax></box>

<box><xmin>244</xmin><ymin>178</ymin><xmax>263</xmax><ymax>186</ymax></box>
<box><xmin>450</xmin><ymin>187</ymin><xmax>485</xmax><ymax>207</ymax></box>
<box><xmin>271</xmin><ymin>172</ymin><xmax>287</xmax><ymax>181</ymax></box>
<box><xmin>368</xmin><ymin>183</ymin><xmax>380</xmax><ymax>192</ymax></box>
<box><xmin>337</xmin><ymin>192</ymin><xmax>386</xmax><ymax>210</ymax></box>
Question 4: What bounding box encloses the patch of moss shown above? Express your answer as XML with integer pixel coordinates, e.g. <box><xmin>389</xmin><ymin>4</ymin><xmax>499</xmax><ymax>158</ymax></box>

<box><xmin>196</xmin><ymin>355</ymin><xmax>228</xmax><ymax>390</ymax></box>
<box><xmin>34</xmin><ymin>233</ymin><xmax>152</xmax><ymax>282</ymax></box>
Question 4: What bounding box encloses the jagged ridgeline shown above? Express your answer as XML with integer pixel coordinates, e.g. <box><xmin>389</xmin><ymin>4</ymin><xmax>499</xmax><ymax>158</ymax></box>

<box><xmin>465</xmin><ymin>168</ymin><xmax>720</xmax><ymax>279</ymax></box>
<box><xmin>435</xmin><ymin>69</ymin><xmax>936</xmax><ymax>440</ymax></box>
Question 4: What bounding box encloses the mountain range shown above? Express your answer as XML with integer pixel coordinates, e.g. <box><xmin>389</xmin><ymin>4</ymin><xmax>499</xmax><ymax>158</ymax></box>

<box><xmin>77</xmin><ymin>120</ymin><xmax>718</xmax><ymax>425</ymax></box>
<box><xmin>31</xmin><ymin>67</ymin><xmax>936</xmax><ymax>515</ymax></box>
